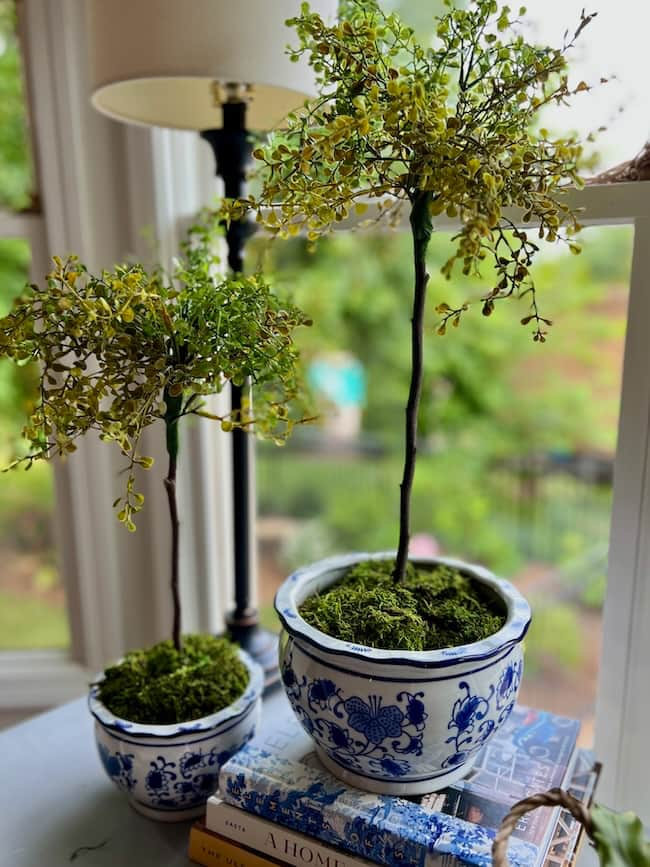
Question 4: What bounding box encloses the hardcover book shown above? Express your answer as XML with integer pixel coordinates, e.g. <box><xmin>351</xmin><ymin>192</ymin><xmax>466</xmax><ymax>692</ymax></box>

<box><xmin>205</xmin><ymin>798</ymin><xmax>376</xmax><ymax>867</ymax></box>
<box><xmin>217</xmin><ymin>703</ymin><xmax>580</xmax><ymax>867</ymax></box>
<box><xmin>544</xmin><ymin>749</ymin><xmax>600</xmax><ymax>867</ymax></box>
<box><xmin>195</xmin><ymin>752</ymin><xmax>596</xmax><ymax>867</ymax></box>
<box><xmin>422</xmin><ymin>706</ymin><xmax>580</xmax><ymax>849</ymax></box>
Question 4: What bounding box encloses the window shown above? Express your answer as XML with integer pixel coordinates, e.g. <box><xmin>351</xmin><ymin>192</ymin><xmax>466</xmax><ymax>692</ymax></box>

<box><xmin>253</xmin><ymin>0</ymin><xmax>650</xmax><ymax>820</ymax></box>
<box><xmin>256</xmin><ymin>222</ymin><xmax>632</xmax><ymax>737</ymax></box>
<box><xmin>2</xmin><ymin>0</ymin><xmax>649</xmax><ymax>829</ymax></box>
<box><xmin>0</xmin><ymin>0</ymin><xmax>233</xmax><ymax>721</ymax></box>
<box><xmin>0</xmin><ymin>238</ymin><xmax>69</xmax><ymax>652</ymax></box>
<box><xmin>0</xmin><ymin>5</ymin><xmax>72</xmax><ymax>656</ymax></box>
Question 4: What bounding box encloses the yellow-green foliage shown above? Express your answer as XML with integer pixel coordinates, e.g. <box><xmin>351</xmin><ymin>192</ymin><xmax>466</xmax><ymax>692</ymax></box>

<box><xmin>0</xmin><ymin>218</ymin><xmax>311</xmax><ymax>528</ymax></box>
<box><xmin>231</xmin><ymin>0</ymin><xmax>593</xmax><ymax>342</ymax></box>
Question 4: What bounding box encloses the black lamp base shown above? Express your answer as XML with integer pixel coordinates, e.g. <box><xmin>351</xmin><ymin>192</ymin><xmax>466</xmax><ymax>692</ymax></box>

<box><xmin>201</xmin><ymin>108</ymin><xmax>280</xmax><ymax>695</ymax></box>
<box><xmin>226</xmin><ymin>611</ymin><xmax>281</xmax><ymax>693</ymax></box>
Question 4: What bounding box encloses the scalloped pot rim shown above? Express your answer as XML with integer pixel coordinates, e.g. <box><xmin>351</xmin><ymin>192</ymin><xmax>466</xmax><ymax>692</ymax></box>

<box><xmin>275</xmin><ymin>552</ymin><xmax>532</xmax><ymax>669</ymax></box>
<box><xmin>88</xmin><ymin>647</ymin><xmax>264</xmax><ymax>738</ymax></box>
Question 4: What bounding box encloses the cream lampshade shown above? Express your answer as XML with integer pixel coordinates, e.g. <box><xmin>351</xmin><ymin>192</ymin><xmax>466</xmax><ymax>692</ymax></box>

<box><xmin>87</xmin><ymin>0</ymin><xmax>337</xmax><ymax>131</ymax></box>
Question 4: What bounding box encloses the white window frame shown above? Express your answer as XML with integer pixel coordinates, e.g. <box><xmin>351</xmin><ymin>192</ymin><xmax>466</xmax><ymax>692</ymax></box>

<box><xmin>1</xmin><ymin>0</ymin><xmax>649</xmax><ymax>826</ymax></box>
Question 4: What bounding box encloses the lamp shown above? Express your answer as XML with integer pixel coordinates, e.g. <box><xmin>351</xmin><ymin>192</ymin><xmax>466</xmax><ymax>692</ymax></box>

<box><xmin>87</xmin><ymin>0</ymin><xmax>337</xmax><ymax>688</ymax></box>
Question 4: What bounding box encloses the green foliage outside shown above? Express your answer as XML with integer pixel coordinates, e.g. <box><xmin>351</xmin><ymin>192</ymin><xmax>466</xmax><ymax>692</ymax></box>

<box><xmin>256</xmin><ymin>225</ymin><xmax>629</xmax><ymax>564</ymax></box>
<box><xmin>0</xmin><ymin>0</ymin><xmax>632</xmax><ymax>668</ymax></box>
<box><xmin>0</xmin><ymin>0</ymin><xmax>31</xmax><ymax>211</ymax></box>
<box><xmin>255</xmin><ymin>223</ymin><xmax>631</xmax><ymax>668</ymax></box>
<box><xmin>0</xmin><ymin>588</ymin><xmax>67</xmax><ymax>648</ymax></box>
<box><xmin>0</xmin><ymin>2</ymin><xmax>62</xmax><ymax>649</ymax></box>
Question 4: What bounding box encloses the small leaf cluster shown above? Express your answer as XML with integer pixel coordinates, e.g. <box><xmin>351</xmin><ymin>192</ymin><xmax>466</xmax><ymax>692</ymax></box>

<box><xmin>591</xmin><ymin>803</ymin><xmax>650</xmax><ymax>867</ymax></box>
<box><xmin>0</xmin><ymin>219</ymin><xmax>311</xmax><ymax>528</ymax></box>
<box><xmin>228</xmin><ymin>0</ymin><xmax>594</xmax><ymax>340</ymax></box>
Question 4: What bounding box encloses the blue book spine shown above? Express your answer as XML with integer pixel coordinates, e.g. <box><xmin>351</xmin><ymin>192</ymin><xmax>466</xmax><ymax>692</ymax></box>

<box><xmin>219</xmin><ymin>743</ymin><xmax>540</xmax><ymax>867</ymax></box>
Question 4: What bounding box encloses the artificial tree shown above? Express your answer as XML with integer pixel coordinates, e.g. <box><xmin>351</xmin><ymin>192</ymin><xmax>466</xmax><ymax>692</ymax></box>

<box><xmin>0</xmin><ymin>219</ymin><xmax>309</xmax><ymax>717</ymax></box>
<box><xmin>229</xmin><ymin>0</ymin><xmax>592</xmax><ymax>598</ymax></box>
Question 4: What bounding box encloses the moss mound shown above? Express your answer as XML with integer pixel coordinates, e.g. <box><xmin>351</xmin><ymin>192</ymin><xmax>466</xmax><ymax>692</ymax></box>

<box><xmin>299</xmin><ymin>560</ymin><xmax>506</xmax><ymax>651</ymax></box>
<box><xmin>97</xmin><ymin>634</ymin><xmax>249</xmax><ymax>725</ymax></box>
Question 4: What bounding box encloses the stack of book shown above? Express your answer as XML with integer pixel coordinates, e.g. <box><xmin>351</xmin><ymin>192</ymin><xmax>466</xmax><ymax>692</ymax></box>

<box><xmin>189</xmin><ymin>697</ymin><xmax>598</xmax><ymax>867</ymax></box>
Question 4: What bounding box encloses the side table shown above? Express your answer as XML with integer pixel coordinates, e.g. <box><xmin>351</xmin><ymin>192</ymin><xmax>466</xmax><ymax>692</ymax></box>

<box><xmin>0</xmin><ymin>688</ymin><xmax>287</xmax><ymax>867</ymax></box>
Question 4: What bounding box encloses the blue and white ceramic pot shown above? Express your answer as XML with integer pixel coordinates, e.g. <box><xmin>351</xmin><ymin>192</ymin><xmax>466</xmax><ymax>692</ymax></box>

<box><xmin>275</xmin><ymin>552</ymin><xmax>531</xmax><ymax>796</ymax></box>
<box><xmin>88</xmin><ymin>648</ymin><xmax>263</xmax><ymax>821</ymax></box>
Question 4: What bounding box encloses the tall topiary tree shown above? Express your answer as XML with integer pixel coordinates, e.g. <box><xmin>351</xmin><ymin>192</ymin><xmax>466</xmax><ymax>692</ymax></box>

<box><xmin>228</xmin><ymin>0</ymin><xmax>594</xmax><ymax>583</ymax></box>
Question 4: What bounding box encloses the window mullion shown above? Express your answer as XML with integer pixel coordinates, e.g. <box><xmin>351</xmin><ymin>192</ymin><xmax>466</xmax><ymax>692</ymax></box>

<box><xmin>595</xmin><ymin>214</ymin><xmax>650</xmax><ymax>821</ymax></box>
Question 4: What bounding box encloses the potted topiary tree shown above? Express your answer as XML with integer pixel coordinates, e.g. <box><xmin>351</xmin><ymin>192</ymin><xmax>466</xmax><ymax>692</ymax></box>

<box><xmin>0</xmin><ymin>218</ymin><xmax>311</xmax><ymax>820</ymax></box>
<box><xmin>229</xmin><ymin>0</ymin><xmax>595</xmax><ymax>794</ymax></box>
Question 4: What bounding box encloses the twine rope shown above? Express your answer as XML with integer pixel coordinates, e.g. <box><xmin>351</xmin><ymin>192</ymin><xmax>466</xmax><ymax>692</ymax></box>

<box><xmin>492</xmin><ymin>788</ymin><xmax>594</xmax><ymax>867</ymax></box>
<box><xmin>587</xmin><ymin>140</ymin><xmax>650</xmax><ymax>184</ymax></box>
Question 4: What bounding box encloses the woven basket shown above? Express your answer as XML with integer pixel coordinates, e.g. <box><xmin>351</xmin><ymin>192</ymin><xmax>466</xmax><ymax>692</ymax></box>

<box><xmin>492</xmin><ymin>788</ymin><xmax>593</xmax><ymax>867</ymax></box>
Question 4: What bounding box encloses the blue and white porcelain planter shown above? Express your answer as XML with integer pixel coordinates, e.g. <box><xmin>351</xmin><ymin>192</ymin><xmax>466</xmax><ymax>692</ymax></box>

<box><xmin>275</xmin><ymin>552</ymin><xmax>531</xmax><ymax>796</ymax></box>
<box><xmin>88</xmin><ymin>648</ymin><xmax>263</xmax><ymax>822</ymax></box>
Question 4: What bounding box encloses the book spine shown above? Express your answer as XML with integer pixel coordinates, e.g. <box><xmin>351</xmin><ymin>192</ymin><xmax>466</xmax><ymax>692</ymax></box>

<box><xmin>533</xmin><ymin>744</ymin><xmax>581</xmax><ymax>861</ymax></box>
<box><xmin>189</xmin><ymin>825</ymin><xmax>280</xmax><ymax>867</ymax></box>
<box><xmin>206</xmin><ymin>798</ymin><xmax>388</xmax><ymax>867</ymax></box>
<box><xmin>217</xmin><ymin>777</ymin><xmax>440</xmax><ymax>867</ymax></box>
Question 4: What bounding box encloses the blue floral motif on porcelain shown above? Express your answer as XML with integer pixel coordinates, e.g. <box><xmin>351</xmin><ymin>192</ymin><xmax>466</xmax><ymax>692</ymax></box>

<box><xmin>89</xmin><ymin>648</ymin><xmax>264</xmax><ymax>820</ymax></box>
<box><xmin>135</xmin><ymin>739</ymin><xmax>253</xmax><ymax>808</ymax></box>
<box><xmin>98</xmin><ymin>742</ymin><xmax>136</xmax><ymax>792</ymax></box>
<box><xmin>275</xmin><ymin>553</ymin><xmax>531</xmax><ymax>795</ymax></box>
<box><xmin>442</xmin><ymin>681</ymin><xmax>496</xmax><ymax>768</ymax></box>
<box><xmin>282</xmin><ymin>650</ymin><xmax>428</xmax><ymax>778</ymax></box>
<box><xmin>282</xmin><ymin>647</ymin><xmax>523</xmax><ymax>784</ymax></box>
<box><xmin>94</xmin><ymin>716</ymin><xmax>260</xmax><ymax>814</ymax></box>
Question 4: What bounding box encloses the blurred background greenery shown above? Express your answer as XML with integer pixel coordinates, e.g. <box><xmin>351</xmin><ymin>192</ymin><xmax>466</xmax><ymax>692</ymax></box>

<box><xmin>0</xmin><ymin>0</ymin><xmax>634</xmax><ymax>734</ymax></box>
<box><xmin>253</xmin><ymin>225</ymin><xmax>629</xmax><ymax>683</ymax></box>
<box><xmin>0</xmin><ymin>0</ymin><xmax>68</xmax><ymax>650</ymax></box>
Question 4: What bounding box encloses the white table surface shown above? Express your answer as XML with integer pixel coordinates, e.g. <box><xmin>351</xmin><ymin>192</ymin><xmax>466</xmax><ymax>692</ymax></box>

<box><xmin>0</xmin><ymin>688</ymin><xmax>288</xmax><ymax>867</ymax></box>
<box><xmin>0</xmin><ymin>692</ymin><xmax>602</xmax><ymax>867</ymax></box>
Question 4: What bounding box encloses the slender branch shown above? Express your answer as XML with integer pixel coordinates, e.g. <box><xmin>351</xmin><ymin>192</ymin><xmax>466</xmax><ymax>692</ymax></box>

<box><xmin>163</xmin><ymin>389</ymin><xmax>183</xmax><ymax>652</ymax></box>
<box><xmin>394</xmin><ymin>192</ymin><xmax>432</xmax><ymax>584</ymax></box>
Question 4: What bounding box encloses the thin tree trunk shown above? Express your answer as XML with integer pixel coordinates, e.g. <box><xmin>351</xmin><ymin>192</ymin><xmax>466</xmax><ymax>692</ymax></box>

<box><xmin>164</xmin><ymin>390</ymin><xmax>183</xmax><ymax>651</ymax></box>
<box><xmin>393</xmin><ymin>192</ymin><xmax>432</xmax><ymax>584</ymax></box>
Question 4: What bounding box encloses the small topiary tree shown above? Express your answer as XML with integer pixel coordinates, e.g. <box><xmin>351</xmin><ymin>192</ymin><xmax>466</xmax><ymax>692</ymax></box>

<box><xmin>0</xmin><ymin>218</ymin><xmax>310</xmax><ymax>654</ymax></box>
<box><xmin>229</xmin><ymin>0</ymin><xmax>594</xmax><ymax>586</ymax></box>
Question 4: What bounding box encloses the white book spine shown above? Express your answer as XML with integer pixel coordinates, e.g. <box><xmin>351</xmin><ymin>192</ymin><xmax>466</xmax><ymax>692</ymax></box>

<box><xmin>206</xmin><ymin>796</ymin><xmax>375</xmax><ymax>867</ymax></box>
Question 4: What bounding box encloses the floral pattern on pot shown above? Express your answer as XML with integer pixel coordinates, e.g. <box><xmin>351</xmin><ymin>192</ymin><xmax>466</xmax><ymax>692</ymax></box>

<box><xmin>97</xmin><ymin>743</ymin><xmax>136</xmax><ymax>792</ymax></box>
<box><xmin>275</xmin><ymin>553</ymin><xmax>532</xmax><ymax>796</ymax></box>
<box><xmin>282</xmin><ymin>647</ymin><xmax>522</xmax><ymax>784</ymax></box>
<box><xmin>89</xmin><ymin>648</ymin><xmax>264</xmax><ymax>821</ymax></box>
<box><xmin>442</xmin><ymin>659</ymin><xmax>521</xmax><ymax>769</ymax></box>
<box><xmin>283</xmin><ymin>651</ymin><xmax>427</xmax><ymax>777</ymax></box>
